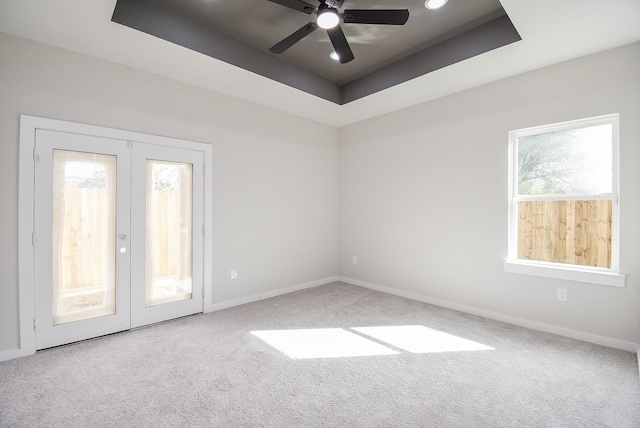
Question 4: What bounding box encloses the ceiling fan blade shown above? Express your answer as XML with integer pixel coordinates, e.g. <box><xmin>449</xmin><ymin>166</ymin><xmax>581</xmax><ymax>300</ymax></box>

<box><xmin>343</xmin><ymin>9</ymin><xmax>410</xmax><ymax>25</ymax></box>
<box><xmin>265</xmin><ymin>0</ymin><xmax>317</xmax><ymax>14</ymax></box>
<box><xmin>327</xmin><ymin>25</ymin><xmax>354</xmax><ymax>64</ymax></box>
<box><xmin>269</xmin><ymin>22</ymin><xmax>319</xmax><ymax>54</ymax></box>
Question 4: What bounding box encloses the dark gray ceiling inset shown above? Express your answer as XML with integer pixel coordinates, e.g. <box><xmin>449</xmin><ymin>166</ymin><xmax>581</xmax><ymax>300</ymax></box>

<box><xmin>342</xmin><ymin>14</ymin><xmax>520</xmax><ymax>104</ymax></box>
<box><xmin>112</xmin><ymin>0</ymin><xmax>341</xmax><ymax>103</ymax></box>
<box><xmin>112</xmin><ymin>0</ymin><xmax>521</xmax><ymax>105</ymax></box>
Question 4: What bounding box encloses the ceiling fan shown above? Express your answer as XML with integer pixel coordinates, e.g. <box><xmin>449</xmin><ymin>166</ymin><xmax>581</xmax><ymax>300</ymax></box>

<box><xmin>267</xmin><ymin>0</ymin><xmax>410</xmax><ymax>64</ymax></box>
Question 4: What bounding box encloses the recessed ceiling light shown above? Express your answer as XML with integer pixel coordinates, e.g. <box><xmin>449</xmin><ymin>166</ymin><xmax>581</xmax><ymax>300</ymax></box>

<box><xmin>329</xmin><ymin>51</ymin><xmax>340</xmax><ymax>61</ymax></box>
<box><xmin>425</xmin><ymin>0</ymin><xmax>448</xmax><ymax>10</ymax></box>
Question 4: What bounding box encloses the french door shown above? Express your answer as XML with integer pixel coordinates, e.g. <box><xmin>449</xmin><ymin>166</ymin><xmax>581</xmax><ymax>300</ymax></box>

<box><xmin>130</xmin><ymin>143</ymin><xmax>203</xmax><ymax>328</ymax></box>
<box><xmin>34</xmin><ymin>129</ymin><xmax>204</xmax><ymax>350</ymax></box>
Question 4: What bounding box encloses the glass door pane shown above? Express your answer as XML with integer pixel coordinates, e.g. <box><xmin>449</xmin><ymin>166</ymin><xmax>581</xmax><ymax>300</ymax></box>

<box><xmin>145</xmin><ymin>160</ymin><xmax>193</xmax><ymax>307</ymax></box>
<box><xmin>52</xmin><ymin>150</ymin><xmax>117</xmax><ymax>324</ymax></box>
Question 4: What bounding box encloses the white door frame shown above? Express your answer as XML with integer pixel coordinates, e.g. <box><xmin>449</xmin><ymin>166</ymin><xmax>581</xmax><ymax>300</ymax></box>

<box><xmin>18</xmin><ymin>115</ymin><xmax>214</xmax><ymax>358</ymax></box>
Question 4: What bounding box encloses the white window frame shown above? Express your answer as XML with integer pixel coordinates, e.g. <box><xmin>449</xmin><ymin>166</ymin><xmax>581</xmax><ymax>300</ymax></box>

<box><xmin>504</xmin><ymin>114</ymin><xmax>625</xmax><ymax>287</ymax></box>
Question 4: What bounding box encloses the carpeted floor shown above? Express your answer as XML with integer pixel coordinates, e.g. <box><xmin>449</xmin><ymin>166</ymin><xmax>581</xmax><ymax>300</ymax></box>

<box><xmin>1</xmin><ymin>282</ymin><xmax>639</xmax><ymax>427</ymax></box>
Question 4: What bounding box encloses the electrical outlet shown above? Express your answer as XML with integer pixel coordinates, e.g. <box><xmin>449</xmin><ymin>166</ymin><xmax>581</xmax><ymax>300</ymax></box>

<box><xmin>352</xmin><ymin>256</ymin><xmax>357</xmax><ymax>265</ymax></box>
<box><xmin>230</xmin><ymin>269</ymin><xmax>237</xmax><ymax>279</ymax></box>
<box><xmin>557</xmin><ymin>288</ymin><xmax>567</xmax><ymax>302</ymax></box>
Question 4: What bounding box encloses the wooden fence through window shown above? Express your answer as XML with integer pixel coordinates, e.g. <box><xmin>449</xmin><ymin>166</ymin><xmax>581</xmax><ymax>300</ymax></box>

<box><xmin>517</xmin><ymin>200</ymin><xmax>612</xmax><ymax>268</ymax></box>
<box><xmin>60</xmin><ymin>187</ymin><xmax>182</xmax><ymax>290</ymax></box>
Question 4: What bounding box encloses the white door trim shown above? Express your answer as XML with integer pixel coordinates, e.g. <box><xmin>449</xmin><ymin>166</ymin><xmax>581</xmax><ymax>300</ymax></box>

<box><xmin>18</xmin><ymin>115</ymin><xmax>213</xmax><ymax>358</ymax></box>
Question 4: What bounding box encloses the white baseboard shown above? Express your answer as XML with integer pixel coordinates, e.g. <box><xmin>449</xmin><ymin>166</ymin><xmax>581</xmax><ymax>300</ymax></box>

<box><xmin>0</xmin><ymin>277</ymin><xmax>339</xmax><ymax>362</ymax></box>
<box><xmin>0</xmin><ymin>347</ymin><xmax>33</xmax><ymax>363</ymax></box>
<box><xmin>3</xmin><ymin>276</ymin><xmax>636</xmax><ymax>362</ymax></box>
<box><xmin>339</xmin><ymin>276</ymin><xmax>639</xmax><ymax>354</ymax></box>
<box><xmin>205</xmin><ymin>276</ymin><xmax>339</xmax><ymax>313</ymax></box>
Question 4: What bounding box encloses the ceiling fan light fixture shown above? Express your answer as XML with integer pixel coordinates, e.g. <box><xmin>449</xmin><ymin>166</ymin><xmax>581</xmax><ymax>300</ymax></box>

<box><xmin>317</xmin><ymin>7</ymin><xmax>339</xmax><ymax>29</ymax></box>
<box><xmin>329</xmin><ymin>51</ymin><xmax>340</xmax><ymax>61</ymax></box>
<box><xmin>425</xmin><ymin>0</ymin><xmax>448</xmax><ymax>10</ymax></box>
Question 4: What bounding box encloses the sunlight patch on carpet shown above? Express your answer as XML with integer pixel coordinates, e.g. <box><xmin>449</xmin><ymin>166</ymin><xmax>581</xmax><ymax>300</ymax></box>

<box><xmin>251</xmin><ymin>328</ymin><xmax>400</xmax><ymax>359</ymax></box>
<box><xmin>352</xmin><ymin>325</ymin><xmax>494</xmax><ymax>353</ymax></box>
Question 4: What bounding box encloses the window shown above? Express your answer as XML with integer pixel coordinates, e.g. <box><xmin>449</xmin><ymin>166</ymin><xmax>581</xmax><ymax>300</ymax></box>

<box><xmin>505</xmin><ymin>114</ymin><xmax>624</xmax><ymax>287</ymax></box>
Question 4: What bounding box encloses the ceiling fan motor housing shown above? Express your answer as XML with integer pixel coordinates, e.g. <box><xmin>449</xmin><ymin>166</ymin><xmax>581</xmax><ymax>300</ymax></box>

<box><xmin>267</xmin><ymin>0</ymin><xmax>410</xmax><ymax>65</ymax></box>
<box><xmin>324</xmin><ymin>0</ymin><xmax>345</xmax><ymax>8</ymax></box>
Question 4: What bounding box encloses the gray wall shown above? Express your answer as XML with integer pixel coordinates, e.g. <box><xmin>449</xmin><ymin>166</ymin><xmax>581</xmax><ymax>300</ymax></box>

<box><xmin>0</xmin><ymin>33</ymin><xmax>339</xmax><ymax>352</ymax></box>
<box><xmin>1</xmin><ymin>31</ymin><xmax>639</xmax><ymax>355</ymax></box>
<box><xmin>339</xmin><ymin>42</ymin><xmax>640</xmax><ymax>345</ymax></box>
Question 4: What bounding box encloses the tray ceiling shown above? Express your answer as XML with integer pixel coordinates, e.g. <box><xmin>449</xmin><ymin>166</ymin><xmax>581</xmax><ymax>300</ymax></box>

<box><xmin>2</xmin><ymin>1</ymin><xmax>639</xmax><ymax>126</ymax></box>
<box><xmin>111</xmin><ymin>0</ymin><xmax>521</xmax><ymax>104</ymax></box>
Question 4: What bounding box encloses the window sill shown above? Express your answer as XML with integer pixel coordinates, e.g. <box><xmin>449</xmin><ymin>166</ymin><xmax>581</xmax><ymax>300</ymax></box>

<box><xmin>504</xmin><ymin>261</ymin><xmax>625</xmax><ymax>287</ymax></box>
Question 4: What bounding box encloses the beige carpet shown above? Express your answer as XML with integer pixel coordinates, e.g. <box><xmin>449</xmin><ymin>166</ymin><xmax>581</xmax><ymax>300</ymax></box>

<box><xmin>1</xmin><ymin>282</ymin><xmax>639</xmax><ymax>427</ymax></box>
